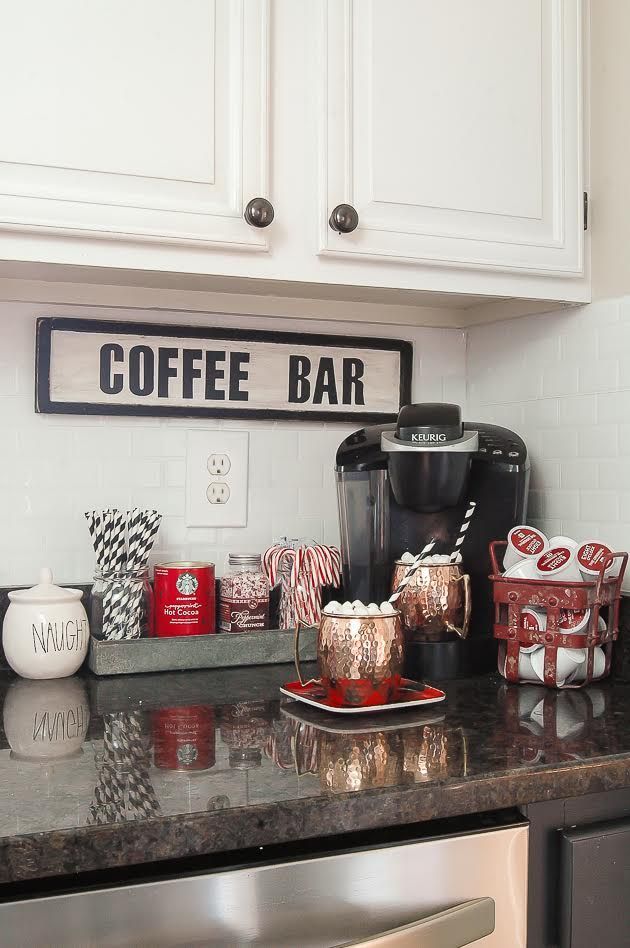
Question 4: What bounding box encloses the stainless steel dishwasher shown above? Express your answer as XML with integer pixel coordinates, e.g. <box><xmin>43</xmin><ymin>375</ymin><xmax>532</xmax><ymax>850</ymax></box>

<box><xmin>0</xmin><ymin>813</ymin><xmax>527</xmax><ymax>947</ymax></box>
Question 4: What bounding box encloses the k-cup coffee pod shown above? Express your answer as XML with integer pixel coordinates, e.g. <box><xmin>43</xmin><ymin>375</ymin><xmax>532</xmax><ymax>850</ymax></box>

<box><xmin>503</xmin><ymin>526</ymin><xmax>549</xmax><ymax>572</ymax></box>
<box><xmin>531</xmin><ymin>645</ymin><xmax>584</xmax><ymax>686</ymax></box>
<box><xmin>576</xmin><ymin>541</ymin><xmax>616</xmax><ymax>580</ymax></box>
<box><xmin>503</xmin><ymin>558</ymin><xmax>540</xmax><ymax>581</ymax></box>
<box><xmin>559</xmin><ymin>608</ymin><xmax>590</xmax><ymax>635</ymax></box>
<box><xmin>520</xmin><ymin>606</ymin><xmax>547</xmax><ymax>652</ymax></box>
<box><xmin>549</xmin><ymin>535</ymin><xmax>578</xmax><ymax>549</ymax></box>
<box><xmin>566</xmin><ymin>646</ymin><xmax>606</xmax><ymax>683</ymax></box>
<box><xmin>536</xmin><ymin>547</ymin><xmax>583</xmax><ymax>583</ymax></box>
<box><xmin>501</xmin><ymin>646</ymin><xmax>542</xmax><ymax>682</ymax></box>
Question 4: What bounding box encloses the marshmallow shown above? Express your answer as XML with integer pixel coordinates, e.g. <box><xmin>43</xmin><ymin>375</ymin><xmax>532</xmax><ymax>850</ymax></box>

<box><xmin>354</xmin><ymin>604</ymin><xmax>369</xmax><ymax>616</ymax></box>
<box><xmin>351</xmin><ymin>599</ymin><xmax>364</xmax><ymax>609</ymax></box>
<box><xmin>379</xmin><ymin>601</ymin><xmax>396</xmax><ymax>613</ymax></box>
<box><xmin>367</xmin><ymin>603</ymin><xmax>381</xmax><ymax>615</ymax></box>
<box><xmin>400</xmin><ymin>551</ymin><xmax>415</xmax><ymax>564</ymax></box>
<box><xmin>325</xmin><ymin>600</ymin><xmax>341</xmax><ymax>613</ymax></box>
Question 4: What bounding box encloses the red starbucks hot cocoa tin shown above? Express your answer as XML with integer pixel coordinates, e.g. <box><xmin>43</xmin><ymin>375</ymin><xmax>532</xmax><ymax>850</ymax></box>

<box><xmin>152</xmin><ymin>705</ymin><xmax>216</xmax><ymax>771</ymax></box>
<box><xmin>154</xmin><ymin>562</ymin><xmax>215</xmax><ymax>637</ymax></box>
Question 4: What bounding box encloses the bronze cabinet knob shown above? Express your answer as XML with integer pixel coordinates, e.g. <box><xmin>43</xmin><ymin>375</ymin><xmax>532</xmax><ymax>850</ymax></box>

<box><xmin>328</xmin><ymin>203</ymin><xmax>359</xmax><ymax>234</ymax></box>
<box><xmin>244</xmin><ymin>197</ymin><xmax>274</xmax><ymax>228</ymax></box>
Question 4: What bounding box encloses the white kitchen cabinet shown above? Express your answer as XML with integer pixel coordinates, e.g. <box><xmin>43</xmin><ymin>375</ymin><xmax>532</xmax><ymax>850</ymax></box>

<box><xmin>321</xmin><ymin>0</ymin><xmax>585</xmax><ymax>278</ymax></box>
<box><xmin>0</xmin><ymin>0</ymin><xmax>588</xmax><ymax>312</ymax></box>
<box><xmin>0</xmin><ymin>0</ymin><xmax>270</xmax><ymax>251</ymax></box>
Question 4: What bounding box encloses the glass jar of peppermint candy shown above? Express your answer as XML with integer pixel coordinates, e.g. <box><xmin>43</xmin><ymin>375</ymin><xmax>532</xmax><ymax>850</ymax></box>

<box><xmin>219</xmin><ymin>554</ymin><xmax>270</xmax><ymax>633</ymax></box>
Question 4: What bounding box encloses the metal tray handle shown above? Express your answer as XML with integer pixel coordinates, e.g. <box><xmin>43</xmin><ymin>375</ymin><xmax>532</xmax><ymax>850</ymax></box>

<box><xmin>342</xmin><ymin>897</ymin><xmax>495</xmax><ymax>947</ymax></box>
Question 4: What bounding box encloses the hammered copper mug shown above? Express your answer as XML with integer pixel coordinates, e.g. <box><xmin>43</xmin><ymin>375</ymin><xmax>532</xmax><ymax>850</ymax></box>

<box><xmin>391</xmin><ymin>562</ymin><xmax>471</xmax><ymax>642</ymax></box>
<box><xmin>294</xmin><ymin>611</ymin><xmax>405</xmax><ymax>707</ymax></box>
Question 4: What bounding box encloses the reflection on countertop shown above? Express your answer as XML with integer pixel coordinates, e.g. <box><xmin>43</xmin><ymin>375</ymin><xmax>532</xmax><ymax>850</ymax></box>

<box><xmin>0</xmin><ymin>661</ymin><xmax>629</xmax><ymax>884</ymax></box>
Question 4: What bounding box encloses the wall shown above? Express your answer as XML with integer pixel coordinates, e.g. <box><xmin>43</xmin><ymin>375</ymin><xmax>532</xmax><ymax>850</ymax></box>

<box><xmin>0</xmin><ymin>301</ymin><xmax>466</xmax><ymax>585</ymax></box>
<box><xmin>591</xmin><ymin>1</ymin><xmax>630</xmax><ymax>300</ymax></box>
<box><xmin>467</xmin><ymin>296</ymin><xmax>630</xmax><ymax>588</ymax></box>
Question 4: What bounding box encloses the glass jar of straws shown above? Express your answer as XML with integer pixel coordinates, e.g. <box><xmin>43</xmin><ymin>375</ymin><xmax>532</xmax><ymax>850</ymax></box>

<box><xmin>91</xmin><ymin>568</ymin><xmax>154</xmax><ymax>641</ymax></box>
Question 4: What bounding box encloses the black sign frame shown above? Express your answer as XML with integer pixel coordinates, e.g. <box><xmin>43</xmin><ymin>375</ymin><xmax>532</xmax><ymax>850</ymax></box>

<box><xmin>35</xmin><ymin>316</ymin><xmax>413</xmax><ymax>423</ymax></box>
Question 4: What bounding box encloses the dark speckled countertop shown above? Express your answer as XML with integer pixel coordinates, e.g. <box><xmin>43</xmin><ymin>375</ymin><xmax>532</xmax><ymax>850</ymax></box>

<box><xmin>1</xmin><ymin>657</ymin><xmax>630</xmax><ymax>886</ymax></box>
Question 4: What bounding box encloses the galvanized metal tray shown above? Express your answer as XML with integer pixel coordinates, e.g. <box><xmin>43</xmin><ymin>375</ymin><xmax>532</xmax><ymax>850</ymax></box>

<box><xmin>88</xmin><ymin>627</ymin><xmax>317</xmax><ymax>677</ymax></box>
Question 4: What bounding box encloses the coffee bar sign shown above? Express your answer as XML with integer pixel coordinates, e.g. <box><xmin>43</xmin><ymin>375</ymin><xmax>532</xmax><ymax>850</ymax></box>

<box><xmin>36</xmin><ymin>318</ymin><xmax>412</xmax><ymax>422</ymax></box>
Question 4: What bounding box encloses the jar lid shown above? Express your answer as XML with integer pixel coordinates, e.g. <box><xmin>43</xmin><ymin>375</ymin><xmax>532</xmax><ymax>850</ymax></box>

<box><xmin>228</xmin><ymin>554</ymin><xmax>262</xmax><ymax>568</ymax></box>
<box><xmin>8</xmin><ymin>568</ymin><xmax>83</xmax><ymax>605</ymax></box>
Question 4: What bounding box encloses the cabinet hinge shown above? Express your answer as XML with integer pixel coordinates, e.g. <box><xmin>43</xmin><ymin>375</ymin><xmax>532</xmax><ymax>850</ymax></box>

<box><xmin>583</xmin><ymin>191</ymin><xmax>589</xmax><ymax>231</ymax></box>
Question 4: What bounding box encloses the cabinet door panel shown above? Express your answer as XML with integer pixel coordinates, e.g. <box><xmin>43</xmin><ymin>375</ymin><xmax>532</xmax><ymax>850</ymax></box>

<box><xmin>0</xmin><ymin>0</ymin><xmax>270</xmax><ymax>249</ymax></box>
<box><xmin>321</xmin><ymin>0</ymin><xmax>584</xmax><ymax>275</ymax></box>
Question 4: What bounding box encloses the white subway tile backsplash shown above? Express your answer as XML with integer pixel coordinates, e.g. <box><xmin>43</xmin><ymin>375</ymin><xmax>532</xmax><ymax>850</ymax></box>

<box><xmin>579</xmin><ymin>491</ymin><xmax>619</xmax><ymax>522</ymax></box>
<box><xmin>467</xmin><ymin>297</ymin><xmax>630</xmax><ymax>592</ymax></box>
<box><xmin>101</xmin><ymin>458</ymin><xmax>162</xmax><ymax>489</ymax></box>
<box><xmin>529</xmin><ymin>459</ymin><xmax>561</xmax><ymax>491</ymax></box>
<box><xmin>541</xmin><ymin>490</ymin><xmax>580</xmax><ymax>520</ymax></box>
<box><xmin>578</xmin><ymin>360</ymin><xmax>620</xmax><ymax>394</ymax></box>
<box><xmin>0</xmin><ymin>302</ymin><xmax>467</xmax><ymax>584</ymax></box>
<box><xmin>540</xmin><ymin>428</ymin><xmax>578</xmax><ymax>459</ymax></box>
<box><xmin>598</xmin><ymin>390</ymin><xmax>630</xmax><ymax>423</ymax></box>
<box><xmin>541</xmin><ymin>363</ymin><xmax>580</xmax><ymax>398</ymax></box>
<box><xmin>599</xmin><ymin>461</ymin><xmax>630</xmax><ymax>491</ymax></box>
<box><xmin>133</xmin><ymin>428</ymin><xmax>188</xmax><ymax>457</ymax></box>
<box><xmin>560</xmin><ymin>460</ymin><xmax>598</xmax><ymax>490</ymax></box>
<box><xmin>558</xmin><ymin>394</ymin><xmax>598</xmax><ymax>427</ymax></box>
<box><xmin>164</xmin><ymin>459</ymin><xmax>186</xmax><ymax>488</ymax></box>
<box><xmin>7</xmin><ymin>294</ymin><xmax>630</xmax><ymax>592</ymax></box>
<box><xmin>576</xmin><ymin>424</ymin><xmax>618</xmax><ymax>459</ymax></box>
<box><xmin>523</xmin><ymin>399</ymin><xmax>559</xmax><ymax>427</ymax></box>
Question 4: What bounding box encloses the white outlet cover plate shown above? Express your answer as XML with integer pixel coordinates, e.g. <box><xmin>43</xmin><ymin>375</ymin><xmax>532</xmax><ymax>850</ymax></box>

<box><xmin>186</xmin><ymin>430</ymin><xmax>249</xmax><ymax>527</ymax></box>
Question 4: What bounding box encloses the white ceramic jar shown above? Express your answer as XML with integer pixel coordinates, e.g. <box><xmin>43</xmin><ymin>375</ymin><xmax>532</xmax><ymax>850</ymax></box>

<box><xmin>2</xmin><ymin>568</ymin><xmax>89</xmax><ymax>679</ymax></box>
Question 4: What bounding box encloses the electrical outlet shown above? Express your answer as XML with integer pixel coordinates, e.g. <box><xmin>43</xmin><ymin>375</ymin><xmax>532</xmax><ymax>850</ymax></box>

<box><xmin>207</xmin><ymin>482</ymin><xmax>230</xmax><ymax>504</ymax></box>
<box><xmin>186</xmin><ymin>430</ymin><xmax>248</xmax><ymax>527</ymax></box>
<box><xmin>208</xmin><ymin>454</ymin><xmax>231</xmax><ymax>477</ymax></box>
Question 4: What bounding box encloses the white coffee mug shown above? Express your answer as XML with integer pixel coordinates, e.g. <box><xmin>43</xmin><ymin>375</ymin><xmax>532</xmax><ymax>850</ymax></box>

<box><xmin>503</xmin><ymin>526</ymin><xmax>549</xmax><ymax>572</ymax></box>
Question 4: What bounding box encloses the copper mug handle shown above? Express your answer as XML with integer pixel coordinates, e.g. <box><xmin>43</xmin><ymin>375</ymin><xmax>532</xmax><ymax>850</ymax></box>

<box><xmin>446</xmin><ymin>572</ymin><xmax>471</xmax><ymax>640</ymax></box>
<box><xmin>294</xmin><ymin>618</ymin><xmax>307</xmax><ymax>685</ymax></box>
<box><xmin>294</xmin><ymin>618</ymin><xmax>321</xmax><ymax>687</ymax></box>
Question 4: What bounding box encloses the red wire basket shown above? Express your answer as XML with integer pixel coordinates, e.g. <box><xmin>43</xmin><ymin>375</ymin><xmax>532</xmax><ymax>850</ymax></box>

<box><xmin>490</xmin><ymin>540</ymin><xmax>628</xmax><ymax>689</ymax></box>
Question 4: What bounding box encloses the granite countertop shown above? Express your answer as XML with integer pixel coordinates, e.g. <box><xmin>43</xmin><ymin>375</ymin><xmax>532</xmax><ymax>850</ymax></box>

<box><xmin>1</xmin><ymin>660</ymin><xmax>630</xmax><ymax>886</ymax></box>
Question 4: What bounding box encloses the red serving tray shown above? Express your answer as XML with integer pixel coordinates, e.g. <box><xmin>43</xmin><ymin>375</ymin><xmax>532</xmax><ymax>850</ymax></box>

<box><xmin>280</xmin><ymin>678</ymin><xmax>446</xmax><ymax>714</ymax></box>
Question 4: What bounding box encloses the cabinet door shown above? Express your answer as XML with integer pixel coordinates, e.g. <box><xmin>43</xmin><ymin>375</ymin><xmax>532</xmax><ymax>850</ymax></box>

<box><xmin>0</xmin><ymin>0</ymin><xmax>270</xmax><ymax>251</ymax></box>
<box><xmin>321</xmin><ymin>0</ymin><xmax>584</xmax><ymax>276</ymax></box>
<box><xmin>560</xmin><ymin>818</ymin><xmax>630</xmax><ymax>948</ymax></box>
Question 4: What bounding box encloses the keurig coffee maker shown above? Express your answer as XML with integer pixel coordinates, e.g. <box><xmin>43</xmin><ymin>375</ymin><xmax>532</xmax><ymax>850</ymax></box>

<box><xmin>335</xmin><ymin>403</ymin><xmax>529</xmax><ymax>679</ymax></box>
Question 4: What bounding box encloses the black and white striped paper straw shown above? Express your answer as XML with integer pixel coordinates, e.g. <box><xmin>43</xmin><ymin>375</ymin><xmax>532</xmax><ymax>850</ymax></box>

<box><xmin>122</xmin><ymin>508</ymin><xmax>162</xmax><ymax>639</ymax></box>
<box><xmin>103</xmin><ymin>509</ymin><xmax>128</xmax><ymax>640</ymax></box>
<box><xmin>388</xmin><ymin>538</ymin><xmax>436</xmax><ymax>604</ymax></box>
<box><xmin>85</xmin><ymin>510</ymin><xmax>108</xmax><ymax>570</ymax></box>
<box><xmin>88</xmin><ymin>712</ymin><xmax>161</xmax><ymax>825</ymax></box>
<box><xmin>449</xmin><ymin>501</ymin><xmax>477</xmax><ymax>563</ymax></box>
